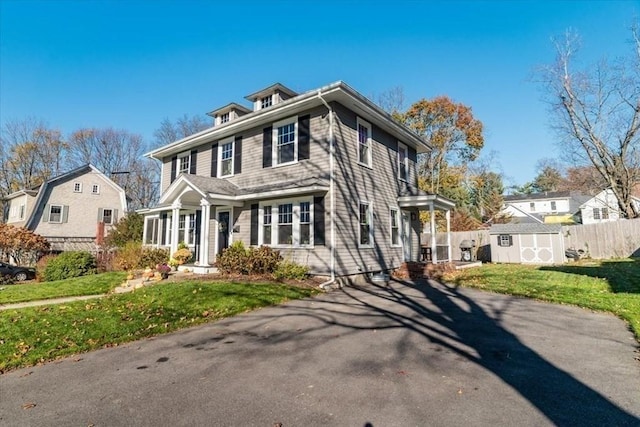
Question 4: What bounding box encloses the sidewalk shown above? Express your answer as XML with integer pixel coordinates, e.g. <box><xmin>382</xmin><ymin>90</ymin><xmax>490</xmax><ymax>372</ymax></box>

<box><xmin>0</xmin><ymin>294</ymin><xmax>105</xmax><ymax>311</ymax></box>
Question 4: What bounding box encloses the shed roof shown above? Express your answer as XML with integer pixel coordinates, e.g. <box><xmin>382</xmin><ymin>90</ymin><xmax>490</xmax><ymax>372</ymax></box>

<box><xmin>489</xmin><ymin>223</ymin><xmax>563</xmax><ymax>234</ymax></box>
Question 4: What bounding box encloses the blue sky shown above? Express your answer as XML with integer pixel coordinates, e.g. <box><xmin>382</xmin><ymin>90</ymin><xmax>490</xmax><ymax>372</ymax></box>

<box><xmin>1</xmin><ymin>0</ymin><xmax>637</xmax><ymax>187</ymax></box>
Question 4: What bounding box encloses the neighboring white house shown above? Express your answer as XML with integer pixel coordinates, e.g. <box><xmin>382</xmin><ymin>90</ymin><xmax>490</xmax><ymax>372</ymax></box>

<box><xmin>579</xmin><ymin>188</ymin><xmax>640</xmax><ymax>224</ymax></box>
<box><xmin>2</xmin><ymin>164</ymin><xmax>128</xmax><ymax>252</ymax></box>
<box><xmin>501</xmin><ymin>191</ymin><xmax>590</xmax><ymax>225</ymax></box>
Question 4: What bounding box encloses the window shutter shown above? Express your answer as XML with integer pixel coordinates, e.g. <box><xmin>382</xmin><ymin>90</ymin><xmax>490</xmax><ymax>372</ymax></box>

<box><xmin>160</xmin><ymin>212</ymin><xmax>167</xmax><ymax>245</ymax></box>
<box><xmin>190</xmin><ymin>150</ymin><xmax>197</xmax><ymax>174</ymax></box>
<box><xmin>263</xmin><ymin>126</ymin><xmax>272</xmax><ymax>168</ymax></box>
<box><xmin>234</xmin><ymin>136</ymin><xmax>242</xmax><ymax>174</ymax></box>
<box><xmin>195</xmin><ymin>210</ymin><xmax>202</xmax><ymax>238</ymax></box>
<box><xmin>408</xmin><ymin>145</ymin><xmax>416</xmax><ymax>161</ymax></box>
<box><xmin>250</xmin><ymin>204</ymin><xmax>259</xmax><ymax>245</ymax></box>
<box><xmin>170</xmin><ymin>156</ymin><xmax>177</xmax><ymax>182</ymax></box>
<box><xmin>508</xmin><ymin>235</ymin><xmax>513</xmax><ymax>247</ymax></box>
<box><xmin>113</xmin><ymin>209</ymin><xmax>119</xmax><ymax>224</ymax></box>
<box><xmin>43</xmin><ymin>204</ymin><xmax>50</xmax><ymax>222</ymax></box>
<box><xmin>97</xmin><ymin>208</ymin><xmax>104</xmax><ymax>222</ymax></box>
<box><xmin>211</xmin><ymin>143</ymin><xmax>219</xmax><ymax>177</ymax></box>
<box><xmin>314</xmin><ymin>196</ymin><xmax>325</xmax><ymax>246</ymax></box>
<box><xmin>62</xmin><ymin>205</ymin><xmax>69</xmax><ymax>223</ymax></box>
<box><xmin>298</xmin><ymin>114</ymin><xmax>310</xmax><ymax>160</ymax></box>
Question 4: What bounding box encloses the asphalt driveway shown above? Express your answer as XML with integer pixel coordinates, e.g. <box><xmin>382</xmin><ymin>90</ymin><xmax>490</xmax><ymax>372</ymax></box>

<box><xmin>1</xmin><ymin>279</ymin><xmax>639</xmax><ymax>426</ymax></box>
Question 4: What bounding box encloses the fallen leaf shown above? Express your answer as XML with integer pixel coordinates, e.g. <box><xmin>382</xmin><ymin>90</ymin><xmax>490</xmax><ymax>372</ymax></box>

<box><xmin>22</xmin><ymin>402</ymin><xmax>36</xmax><ymax>409</ymax></box>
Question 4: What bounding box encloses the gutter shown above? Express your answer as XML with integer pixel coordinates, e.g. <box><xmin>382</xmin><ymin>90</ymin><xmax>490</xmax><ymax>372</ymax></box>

<box><xmin>317</xmin><ymin>90</ymin><xmax>336</xmax><ymax>289</ymax></box>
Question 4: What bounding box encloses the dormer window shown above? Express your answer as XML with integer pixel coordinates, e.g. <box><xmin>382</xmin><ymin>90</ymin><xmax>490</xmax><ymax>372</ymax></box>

<box><xmin>220</xmin><ymin>112</ymin><xmax>230</xmax><ymax>124</ymax></box>
<box><xmin>261</xmin><ymin>95</ymin><xmax>273</xmax><ymax>109</ymax></box>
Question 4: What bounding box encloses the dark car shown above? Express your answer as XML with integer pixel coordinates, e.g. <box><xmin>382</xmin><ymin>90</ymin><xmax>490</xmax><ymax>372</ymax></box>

<box><xmin>0</xmin><ymin>262</ymin><xmax>36</xmax><ymax>281</ymax></box>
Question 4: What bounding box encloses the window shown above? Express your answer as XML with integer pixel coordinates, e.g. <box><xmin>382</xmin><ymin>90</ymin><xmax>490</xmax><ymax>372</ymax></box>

<box><xmin>261</xmin><ymin>95</ymin><xmax>272</xmax><ymax>109</ymax></box>
<box><xmin>601</xmin><ymin>208</ymin><xmax>609</xmax><ymax>219</ymax></box>
<box><xmin>178</xmin><ymin>152</ymin><xmax>190</xmax><ymax>174</ymax></box>
<box><xmin>359</xmin><ymin>201</ymin><xmax>373</xmax><ymax>247</ymax></box>
<box><xmin>102</xmin><ymin>209</ymin><xmax>113</xmax><ymax>225</ymax></box>
<box><xmin>259</xmin><ymin>198</ymin><xmax>313</xmax><ymax>247</ymax></box>
<box><xmin>73</xmin><ymin>182</ymin><xmax>82</xmax><ymax>193</ymax></box>
<box><xmin>49</xmin><ymin>205</ymin><xmax>63</xmax><ymax>223</ymax></box>
<box><xmin>498</xmin><ymin>234</ymin><xmax>512</xmax><ymax>247</ymax></box>
<box><xmin>530</xmin><ymin>202</ymin><xmax>535</xmax><ymax>212</ymax></box>
<box><xmin>92</xmin><ymin>184</ymin><xmax>100</xmax><ymax>194</ymax></box>
<box><xmin>273</xmin><ymin>118</ymin><xmax>297</xmax><ymax>165</ymax></box>
<box><xmin>220</xmin><ymin>112</ymin><xmax>230</xmax><ymax>124</ymax></box>
<box><xmin>550</xmin><ymin>201</ymin><xmax>557</xmax><ymax>211</ymax></box>
<box><xmin>144</xmin><ymin>216</ymin><xmax>159</xmax><ymax>245</ymax></box>
<box><xmin>398</xmin><ymin>142</ymin><xmax>408</xmax><ymax>181</ymax></box>
<box><xmin>178</xmin><ymin>214</ymin><xmax>186</xmax><ymax>243</ymax></box>
<box><xmin>593</xmin><ymin>208</ymin><xmax>601</xmax><ymax>220</ymax></box>
<box><xmin>219</xmin><ymin>139</ymin><xmax>234</xmax><ymax>177</ymax></box>
<box><xmin>390</xmin><ymin>208</ymin><xmax>400</xmax><ymax>246</ymax></box>
<box><xmin>177</xmin><ymin>213</ymin><xmax>197</xmax><ymax>245</ymax></box>
<box><xmin>18</xmin><ymin>204</ymin><xmax>25</xmax><ymax>220</ymax></box>
<box><xmin>263</xmin><ymin>206</ymin><xmax>272</xmax><ymax>245</ymax></box>
<box><xmin>357</xmin><ymin>118</ymin><xmax>372</xmax><ymax>167</ymax></box>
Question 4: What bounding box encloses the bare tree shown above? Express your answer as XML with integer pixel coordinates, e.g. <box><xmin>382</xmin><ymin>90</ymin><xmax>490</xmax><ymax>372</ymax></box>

<box><xmin>540</xmin><ymin>26</ymin><xmax>640</xmax><ymax>218</ymax></box>
<box><xmin>153</xmin><ymin>114</ymin><xmax>210</xmax><ymax>148</ymax></box>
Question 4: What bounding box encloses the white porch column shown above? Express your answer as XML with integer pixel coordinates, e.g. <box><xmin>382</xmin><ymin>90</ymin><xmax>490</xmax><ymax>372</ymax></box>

<box><xmin>446</xmin><ymin>209</ymin><xmax>451</xmax><ymax>262</ymax></box>
<box><xmin>171</xmin><ymin>202</ymin><xmax>181</xmax><ymax>257</ymax></box>
<box><xmin>199</xmin><ymin>199</ymin><xmax>211</xmax><ymax>266</ymax></box>
<box><xmin>430</xmin><ymin>202</ymin><xmax>437</xmax><ymax>263</ymax></box>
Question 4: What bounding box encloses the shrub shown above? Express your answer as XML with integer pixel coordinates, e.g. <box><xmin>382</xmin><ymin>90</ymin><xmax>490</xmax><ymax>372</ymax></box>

<box><xmin>0</xmin><ymin>274</ymin><xmax>16</xmax><ymax>286</ymax></box>
<box><xmin>114</xmin><ymin>241</ymin><xmax>143</xmax><ymax>271</ymax></box>
<box><xmin>36</xmin><ymin>254</ymin><xmax>58</xmax><ymax>282</ymax></box>
<box><xmin>104</xmin><ymin>212</ymin><xmax>144</xmax><ymax>248</ymax></box>
<box><xmin>247</xmin><ymin>246</ymin><xmax>282</xmax><ymax>275</ymax></box>
<box><xmin>215</xmin><ymin>241</ymin><xmax>249</xmax><ymax>274</ymax></box>
<box><xmin>140</xmin><ymin>247</ymin><xmax>170</xmax><ymax>268</ymax></box>
<box><xmin>273</xmin><ymin>260</ymin><xmax>310</xmax><ymax>281</ymax></box>
<box><xmin>43</xmin><ymin>251</ymin><xmax>97</xmax><ymax>281</ymax></box>
<box><xmin>172</xmin><ymin>248</ymin><xmax>193</xmax><ymax>265</ymax></box>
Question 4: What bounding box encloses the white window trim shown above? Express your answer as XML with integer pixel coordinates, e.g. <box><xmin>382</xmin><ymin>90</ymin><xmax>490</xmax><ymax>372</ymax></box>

<box><xmin>359</xmin><ymin>200</ymin><xmax>374</xmax><ymax>248</ymax></box>
<box><xmin>102</xmin><ymin>208</ymin><xmax>114</xmax><ymax>225</ymax></box>
<box><xmin>73</xmin><ymin>182</ymin><xmax>83</xmax><ymax>193</ymax></box>
<box><xmin>49</xmin><ymin>204</ymin><xmax>63</xmax><ymax>223</ymax></box>
<box><xmin>356</xmin><ymin>117</ymin><xmax>373</xmax><ymax>169</ymax></box>
<box><xmin>177</xmin><ymin>211</ymin><xmax>197</xmax><ymax>246</ymax></box>
<box><xmin>272</xmin><ymin>116</ymin><xmax>298</xmax><ymax>167</ymax></box>
<box><xmin>143</xmin><ymin>215</ymin><xmax>160</xmax><ymax>245</ymax></box>
<box><xmin>92</xmin><ymin>184</ymin><xmax>100</xmax><ymax>194</ymax></box>
<box><xmin>218</xmin><ymin>136</ymin><xmax>235</xmax><ymax>178</ymax></box>
<box><xmin>165</xmin><ymin>214</ymin><xmax>173</xmax><ymax>246</ymax></box>
<box><xmin>178</xmin><ymin>151</ymin><xmax>191</xmax><ymax>174</ymax></box>
<box><xmin>390</xmin><ymin>207</ymin><xmax>401</xmax><ymax>247</ymax></box>
<box><xmin>258</xmin><ymin>197</ymin><xmax>313</xmax><ymax>248</ymax></box>
<box><xmin>398</xmin><ymin>142</ymin><xmax>408</xmax><ymax>182</ymax></box>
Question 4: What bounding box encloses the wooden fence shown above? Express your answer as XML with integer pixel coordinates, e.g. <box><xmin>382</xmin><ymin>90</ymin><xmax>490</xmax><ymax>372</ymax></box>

<box><xmin>426</xmin><ymin>217</ymin><xmax>640</xmax><ymax>262</ymax></box>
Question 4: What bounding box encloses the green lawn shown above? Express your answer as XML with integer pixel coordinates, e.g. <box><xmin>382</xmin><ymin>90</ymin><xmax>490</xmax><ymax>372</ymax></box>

<box><xmin>0</xmin><ymin>272</ymin><xmax>127</xmax><ymax>304</ymax></box>
<box><xmin>444</xmin><ymin>258</ymin><xmax>640</xmax><ymax>340</ymax></box>
<box><xmin>0</xmin><ymin>280</ymin><xmax>318</xmax><ymax>372</ymax></box>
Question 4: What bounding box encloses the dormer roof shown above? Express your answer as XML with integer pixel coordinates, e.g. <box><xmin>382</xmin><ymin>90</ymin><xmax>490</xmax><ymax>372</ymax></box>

<box><xmin>206</xmin><ymin>102</ymin><xmax>251</xmax><ymax>118</ymax></box>
<box><xmin>244</xmin><ymin>83</ymin><xmax>297</xmax><ymax>102</ymax></box>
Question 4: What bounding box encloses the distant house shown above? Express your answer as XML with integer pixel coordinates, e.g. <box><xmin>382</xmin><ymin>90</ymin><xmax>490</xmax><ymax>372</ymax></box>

<box><xmin>579</xmin><ymin>188</ymin><xmax>640</xmax><ymax>224</ymax></box>
<box><xmin>501</xmin><ymin>191</ymin><xmax>591</xmax><ymax>225</ymax></box>
<box><xmin>140</xmin><ymin>81</ymin><xmax>455</xmax><ymax>281</ymax></box>
<box><xmin>2</xmin><ymin>164</ymin><xmax>127</xmax><ymax>252</ymax></box>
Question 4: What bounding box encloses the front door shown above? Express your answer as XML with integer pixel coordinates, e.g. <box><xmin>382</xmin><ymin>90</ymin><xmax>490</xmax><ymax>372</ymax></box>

<box><xmin>402</xmin><ymin>211</ymin><xmax>412</xmax><ymax>261</ymax></box>
<box><xmin>217</xmin><ymin>210</ymin><xmax>230</xmax><ymax>254</ymax></box>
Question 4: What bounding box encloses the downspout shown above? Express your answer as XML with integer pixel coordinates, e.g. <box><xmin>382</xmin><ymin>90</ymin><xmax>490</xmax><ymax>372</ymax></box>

<box><xmin>317</xmin><ymin>91</ymin><xmax>336</xmax><ymax>289</ymax></box>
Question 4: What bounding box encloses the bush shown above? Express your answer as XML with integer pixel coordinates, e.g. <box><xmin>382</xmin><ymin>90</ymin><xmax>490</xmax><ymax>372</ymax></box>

<box><xmin>0</xmin><ymin>274</ymin><xmax>16</xmax><ymax>286</ymax></box>
<box><xmin>172</xmin><ymin>248</ymin><xmax>193</xmax><ymax>265</ymax></box>
<box><xmin>247</xmin><ymin>246</ymin><xmax>282</xmax><ymax>275</ymax></box>
<box><xmin>43</xmin><ymin>251</ymin><xmax>97</xmax><ymax>281</ymax></box>
<box><xmin>104</xmin><ymin>212</ymin><xmax>144</xmax><ymax>248</ymax></box>
<box><xmin>215</xmin><ymin>241</ymin><xmax>249</xmax><ymax>274</ymax></box>
<box><xmin>273</xmin><ymin>260</ymin><xmax>310</xmax><ymax>281</ymax></box>
<box><xmin>114</xmin><ymin>242</ymin><xmax>169</xmax><ymax>271</ymax></box>
<box><xmin>140</xmin><ymin>247</ymin><xmax>169</xmax><ymax>268</ymax></box>
<box><xmin>36</xmin><ymin>254</ymin><xmax>58</xmax><ymax>282</ymax></box>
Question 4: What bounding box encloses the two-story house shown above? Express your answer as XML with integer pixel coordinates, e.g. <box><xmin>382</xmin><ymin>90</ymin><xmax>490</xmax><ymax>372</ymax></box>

<box><xmin>2</xmin><ymin>164</ymin><xmax>128</xmax><ymax>252</ymax></box>
<box><xmin>140</xmin><ymin>81</ymin><xmax>454</xmax><ymax>282</ymax></box>
<box><xmin>501</xmin><ymin>191</ymin><xmax>590</xmax><ymax>224</ymax></box>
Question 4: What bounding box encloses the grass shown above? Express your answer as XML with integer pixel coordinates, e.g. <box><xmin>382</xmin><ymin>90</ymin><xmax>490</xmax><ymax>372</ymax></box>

<box><xmin>0</xmin><ymin>272</ymin><xmax>127</xmax><ymax>304</ymax></box>
<box><xmin>443</xmin><ymin>258</ymin><xmax>640</xmax><ymax>340</ymax></box>
<box><xmin>0</xmin><ymin>280</ymin><xmax>318</xmax><ymax>372</ymax></box>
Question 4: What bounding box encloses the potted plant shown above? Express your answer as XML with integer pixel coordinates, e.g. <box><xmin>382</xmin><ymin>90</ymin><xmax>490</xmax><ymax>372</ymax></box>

<box><xmin>156</xmin><ymin>263</ymin><xmax>171</xmax><ymax>279</ymax></box>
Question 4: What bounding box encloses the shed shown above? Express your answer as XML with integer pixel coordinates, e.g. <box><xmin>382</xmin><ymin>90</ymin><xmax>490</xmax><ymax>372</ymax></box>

<box><xmin>489</xmin><ymin>223</ymin><xmax>565</xmax><ymax>264</ymax></box>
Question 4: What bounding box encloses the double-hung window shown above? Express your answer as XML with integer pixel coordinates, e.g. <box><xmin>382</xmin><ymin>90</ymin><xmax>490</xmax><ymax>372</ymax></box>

<box><xmin>359</xmin><ymin>201</ymin><xmax>373</xmax><ymax>247</ymax></box>
<box><xmin>49</xmin><ymin>205</ymin><xmax>63</xmax><ymax>223</ymax></box>
<box><xmin>550</xmin><ymin>201</ymin><xmax>557</xmax><ymax>211</ymax></box>
<box><xmin>220</xmin><ymin>112</ymin><xmax>230</xmax><ymax>124</ymax></box>
<box><xmin>390</xmin><ymin>208</ymin><xmax>400</xmax><ymax>246</ymax></box>
<box><xmin>92</xmin><ymin>184</ymin><xmax>100</xmax><ymax>194</ymax></box>
<box><xmin>144</xmin><ymin>216</ymin><xmax>159</xmax><ymax>245</ymax></box>
<box><xmin>177</xmin><ymin>213</ymin><xmax>197</xmax><ymax>245</ymax></box>
<box><xmin>398</xmin><ymin>142</ymin><xmax>408</xmax><ymax>182</ymax></box>
<box><xmin>178</xmin><ymin>152</ymin><xmax>190</xmax><ymax>174</ymax></box>
<box><xmin>73</xmin><ymin>182</ymin><xmax>82</xmax><ymax>193</ymax></box>
<box><xmin>219</xmin><ymin>138</ymin><xmax>234</xmax><ymax>177</ymax></box>
<box><xmin>273</xmin><ymin>118</ymin><xmax>297</xmax><ymax>165</ymax></box>
<box><xmin>593</xmin><ymin>208</ymin><xmax>601</xmax><ymax>220</ymax></box>
<box><xmin>102</xmin><ymin>209</ymin><xmax>113</xmax><ymax>225</ymax></box>
<box><xmin>261</xmin><ymin>95</ymin><xmax>272</xmax><ymax>109</ymax></box>
<box><xmin>601</xmin><ymin>208</ymin><xmax>609</xmax><ymax>219</ymax></box>
<box><xmin>260</xmin><ymin>198</ymin><xmax>313</xmax><ymax>247</ymax></box>
<box><xmin>357</xmin><ymin>117</ymin><xmax>372</xmax><ymax>167</ymax></box>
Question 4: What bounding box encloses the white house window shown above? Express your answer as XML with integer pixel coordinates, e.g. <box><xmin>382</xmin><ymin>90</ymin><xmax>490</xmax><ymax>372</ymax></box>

<box><xmin>259</xmin><ymin>198</ymin><xmax>313</xmax><ymax>247</ymax></box>
<box><xmin>49</xmin><ymin>205</ymin><xmax>63</xmax><ymax>223</ymax></box>
<box><xmin>263</xmin><ymin>206</ymin><xmax>272</xmax><ymax>245</ymax></box>
<box><xmin>498</xmin><ymin>234</ymin><xmax>512</xmax><ymax>247</ymax></box>
<box><xmin>92</xmin><ymin>184</ymin><xmax>100</xmax><ymax>194</ymax></box>
<box><xmin>390</xmin><ymin>208</ymin><xmax>400</xmax><ymax>246</ymax></box>
<box><xmin>178</xmin><ymin>152</ymin><xmax>190</xmax><ymax>174</ymax></box>
<box><xmin>273</xmin><ymin>118</ymin><xmax>297</xmax><ymax>166</ymax></box>
<box><xmin>593</xmin><ymin>208</ymin><xmax>601</xmax><ymax>220</ymax></box>
<box><xmin>177</xmin><ymin>213</ymin><xmax>196</xmax><ymax>245</ymax></box>
<box><xmin>359</xmin><ymin>201</ymin><xmax>373</xmax><ymax>247</ymax></box>
<box><xmin>73</xmin><ymin>182</ymin><xmax>82</xmax><ymax>193</ymax></box>
<box><xmin>261</xmin><ymin>95</ymin><xmax>272</xmax><ymax>109</ymax></box>
<box><xmin>219</xmin><ymin>139</ymin><xmax>234</xmax><ymax>177</ymax></box>
<box><xmin>220</xmin><ymin>112</ymin><xmax>230</xmax><ymax>124</ymax></box>
<box><xmin>601</xmin><ymin>208</ymin><xmax>609</xmax><ymax>219</ymax></box>
<box><xmin>102</xmin><ymin>209</ymin><xmax>113</xmax><ymax>225</ymax></box>
<box><xmin>530</xmin><ymin>202</ymin><xmax>535</xmax><ymax>212</ymax></box>
<box><xmin>144</xmin><ymin>216</ymin><xmax>159</xmax><ymax>245</ymax></box>
<box><xmin>398</xmin><ymin>142</ymin><xmax>408</xmax><ymax>182</ymax></box>
<box><xmin>357</xmin><ymin>117</ymin><xmax>372</xmax><ymax>168</ymax></box>
<box><xmin>550</xmin><ymin>201</ymin><xmax>557</xmax><ymax>211</ymax></box>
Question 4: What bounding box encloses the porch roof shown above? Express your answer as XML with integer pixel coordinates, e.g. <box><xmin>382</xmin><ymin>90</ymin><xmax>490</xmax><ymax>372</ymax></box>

<box><xmin>397</xmin><ymin>187</ymin><xmax>455</xmax><ymax>210</ymax></box>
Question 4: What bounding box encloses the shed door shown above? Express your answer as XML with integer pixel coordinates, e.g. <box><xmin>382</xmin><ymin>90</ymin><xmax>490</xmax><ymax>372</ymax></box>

<box><xmin>520</xmin><ymin>234</ymin><xmax>554</xmax><ymax>264</ymax></box>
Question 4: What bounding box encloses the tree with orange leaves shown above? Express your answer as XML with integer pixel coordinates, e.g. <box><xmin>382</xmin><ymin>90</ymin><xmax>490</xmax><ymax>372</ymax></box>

<box><xmin>0</xmin><ymin>224</ymin><xmax>50</xmax><ymax>265</ymax></box>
